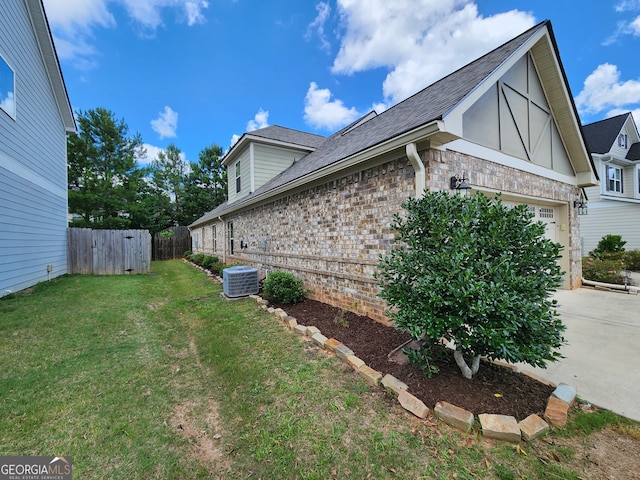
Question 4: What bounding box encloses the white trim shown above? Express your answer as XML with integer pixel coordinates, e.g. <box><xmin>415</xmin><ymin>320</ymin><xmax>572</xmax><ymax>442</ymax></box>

<box><xmin>249</xmin><ymin>142</ymin><xmax>255</xmax><ymax>193</ymax></box>
<box><xmin>445</xmin><ymin>139</ymin><xmax>578</xmax><ymax>185</ymax></box>
<box><xmin>0</xmin><ymin>150</ymin><xmax>67</xmax><ymax>199</ymax></box>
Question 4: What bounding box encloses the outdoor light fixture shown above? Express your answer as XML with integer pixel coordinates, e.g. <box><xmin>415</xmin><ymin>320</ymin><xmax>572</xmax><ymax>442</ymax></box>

<box><xmin>573</xmin><ymin>199</ymin><xmax>588</xmax><ymax>216</ymax></box>
<box><xmin>450</xmin><ymin>173</ymin><xmax>471</xmax><ymax>191</ymax></box>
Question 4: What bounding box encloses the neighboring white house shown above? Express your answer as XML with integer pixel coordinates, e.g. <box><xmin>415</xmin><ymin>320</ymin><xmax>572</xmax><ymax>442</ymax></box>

<box><xmin>581</xmin><ymin>113</ymin><xmax>640</xmax><ymax>253</ymax></box>
<box><xmin>0</xmin><ymin>0</ymin><xmax>76</xmax><ymax>297</ymax></box>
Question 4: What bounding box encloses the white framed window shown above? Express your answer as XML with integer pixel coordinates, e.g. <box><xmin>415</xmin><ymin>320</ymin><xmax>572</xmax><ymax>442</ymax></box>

<box><xmin>605</xmin><ymin>164</ymin><xmax>623</xmax><ymax>193</ymax></box>
<box><xmin>618</xmin><ymin>133</ymin><xmax>628</xmax><ymax>149</ymax></box>
<box><xmin>235</xmin><ymin>162</ymin><xmax>241</xmax><ymax>193</ymax></box>
<box><xmin>0</xmin><ymin>54</ymin><xmax>16</xmax><ymax>119</ymax></box>
<box><xmin>212</xmin><ymin>225</ymin><xmax>217</xmax><ymax>252</ymax></box>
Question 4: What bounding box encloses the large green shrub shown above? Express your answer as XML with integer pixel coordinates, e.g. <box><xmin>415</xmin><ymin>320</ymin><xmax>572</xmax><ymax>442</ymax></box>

<box><xmin>590</xmin><ymin>234</ymin><xmax>626</xmax><ymax>260</ymax></box>
<box><xmin>376</xmin><ymin>191</ymin><xmax>565</xmax><ymax>379</ymax></box>
<box><xmin>582</xmin><ymin>257</ymin><xmax>625</xmax><ymax>284</ymax></box>
<box><xmin>262</xmin><ymin>271</ymin><xmax>309</xmax><ymax>304</ymax></box>
<box><xmin>191</xmin><ymin>253</ymin><xmax>205</xmax><ymax>266</ymax></box>
<box><xmin>623</xmin><ymin>250</ymin><xmax>640</xmax><ymax>271</ymax></box>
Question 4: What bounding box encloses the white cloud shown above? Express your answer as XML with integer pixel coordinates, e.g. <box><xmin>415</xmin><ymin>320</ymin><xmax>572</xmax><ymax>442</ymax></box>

<box><xmin>615</xmin><ymin>0</ymin><xmax>640</xmax><ymax>12</ymax></box>
<box><xmin>140</xmin><ymin>143</ymin><xmax>164</xmax><ymax>165</ymax></box>
<box><xmin>229</xmin><ymin>134</ymin><xmax>241</xmax><ymax>148</ymax></box>
<box><xmin>246</xmin><ymin>108</ymin><xmax>270</xmax><ymax>131</ymax></box>
<box><xmin>228</xmin><ymin>109</ymin><xmax>269</xmax><ymax>151</ymax></box>
<box><xmin>330</xmin><ymin>0</ymin><xmax>535</xmax><ymax>104</ymax></box>
<box><xmin>304</xmin><ymin>82</ymin><xmax>359</xmax><ymax>130</ymax></box>
<box><xmin>306</xmin><ymin>2</ymin><xmax>332</xmax><ymax>52</ymax></box>
<box><xmin>42</xmin><ymin>0</ymin><xmax>208</xmax><ymax>65</ymax></box>
<box><xmin>0</xmin><ymin>92</ymin><xmax>14</xmax><ymax>116</ymax></box>
<box><xmin>151</xmin><ymin>106</ymin><xmax>179</xmax><ymax>139</ymax></box>
<box><xmin>632</xmin><ymin>16</ymin><xmax>640</xmax><ymax>35</ymax></box>
<box><xmin>575</xmin><ymin>63</ymin><xmax>640</xmax><ymax>116</ymax></box>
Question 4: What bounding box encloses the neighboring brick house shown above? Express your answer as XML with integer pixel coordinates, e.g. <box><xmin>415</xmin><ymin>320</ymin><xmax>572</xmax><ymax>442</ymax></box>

<box><xmin>580</xmin><ymin>112</ymin><xmax>640</xmax><ymax>253</ymax></box>
<box><xmin>190</xmin><ymin>20</ymin><xmax>597</xmax><ymax>322</ymax></box>
<box><xmin>0</xmin><ymin>0</ymin><xmax>76</xmax><ymax>297</ymax></box>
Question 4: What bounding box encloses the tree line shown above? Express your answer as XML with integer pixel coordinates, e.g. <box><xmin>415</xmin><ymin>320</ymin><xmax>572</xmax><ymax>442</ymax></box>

<box><xmin>67</xmin><ymin>107</ymin><xmax>227</xmax><ymax>234</ymax></box>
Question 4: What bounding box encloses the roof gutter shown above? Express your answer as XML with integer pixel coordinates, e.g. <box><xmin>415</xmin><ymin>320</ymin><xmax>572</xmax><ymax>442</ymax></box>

<box><xmin>406</xmin><ymin>143</ymin><xmax>425</xmax><ymax>199</ymax></box>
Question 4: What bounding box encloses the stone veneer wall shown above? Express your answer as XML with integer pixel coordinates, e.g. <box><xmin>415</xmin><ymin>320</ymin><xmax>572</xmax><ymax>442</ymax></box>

<box><xmin>194</xmin><ymin>147</ymin><xmax>582</xmax><ymax>323</ymax></box>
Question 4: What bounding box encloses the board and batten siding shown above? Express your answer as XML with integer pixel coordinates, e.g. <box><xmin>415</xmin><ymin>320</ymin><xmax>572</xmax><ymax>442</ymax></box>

<box><xmin>0</xmin><ymin>0</ymin><xmax>70</xmax><ymax>297</ymax></box>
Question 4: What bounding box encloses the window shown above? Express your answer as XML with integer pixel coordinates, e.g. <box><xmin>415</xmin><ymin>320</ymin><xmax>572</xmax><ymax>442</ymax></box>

<box><xmin>228</xmin><ymin>222</ymin><xmax>234</xmax><ymax>255</ymax></box>
<box><xmin>0</xmin><ymin>54</ymin><xmax>15</xmax><ymax>119</ymax></box>
<box><xmin>212</xmin><ymin>225</ymin><xmax>217</xmax><ymax>252</ymax></box>
<box><xmin>193</xmin><ymin>232</ymin><xmax>199</xmax><ymax>249</ymax></box>
<box><xmin>618</xmin><ymin>133</ymin><xmax>628</xmax><ymax>149</ymax></box>
<box><xmin>235</xmin><ymin>162</ymin><xmax>241</xmax><ymax>193</ymax></box>
<box><xmin>606</xmin><ymin>164</ymin><xmax>623</xmax><ymax>193</ymax></box>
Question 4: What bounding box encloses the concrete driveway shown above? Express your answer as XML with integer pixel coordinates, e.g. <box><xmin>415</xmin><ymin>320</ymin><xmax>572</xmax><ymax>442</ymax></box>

<box><xmin>516</xmin><ymin>287</ymin><xmax>640</xmax><ymax>423</ymax></box>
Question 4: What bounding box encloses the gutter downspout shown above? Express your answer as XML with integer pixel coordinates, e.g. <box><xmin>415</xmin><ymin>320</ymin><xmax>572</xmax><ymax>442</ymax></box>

<box><xmin>218</xmin><ymin>216</ymin><xmax>226</xmax><ymax>264</ymax></box>
<box><xmin>406</xmin><ymin>142</ymin><xmax>425</xmax><ymax>199</ymax></box>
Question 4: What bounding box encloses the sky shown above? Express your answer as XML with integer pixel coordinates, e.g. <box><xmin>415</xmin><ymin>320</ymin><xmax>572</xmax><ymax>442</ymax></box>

<box><xmin>41</xmin><ymin>0</ymin><xmax>640</xmax><ymax>166</ymax></box>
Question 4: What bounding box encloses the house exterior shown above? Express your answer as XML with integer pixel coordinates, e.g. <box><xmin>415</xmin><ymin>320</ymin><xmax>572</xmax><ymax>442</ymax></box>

<box><xmin>190</xmin><ymin>20</ymin><xmax>597</xmax><ymax>323</ymax></box>
<box><xmin>0</xmin><ymin>0</ymin><xmax>76</xmax><ymax>297</ymax></box>
<box><xmin>580</xmin><ymin>113</ymin><xmax>640</xmax><ymax>253</ymax></box>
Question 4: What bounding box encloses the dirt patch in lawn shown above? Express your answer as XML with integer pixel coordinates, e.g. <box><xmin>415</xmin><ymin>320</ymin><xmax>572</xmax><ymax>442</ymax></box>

<box><xmin>171</xmin><ymin>399</ymin><xmax>230</xmax><ymax>476</ymax></box>
<box><xmin>274</xmin><ymin>298</ymin><xmax>553</xmax><ymax>420</ymax></box>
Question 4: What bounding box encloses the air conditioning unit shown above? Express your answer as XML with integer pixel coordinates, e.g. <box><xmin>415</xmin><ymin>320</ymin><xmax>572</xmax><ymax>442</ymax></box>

<box><xmin>223</xmin><ymin>266</ymin><xmax>259</xmax><ymax>298</ymax></box>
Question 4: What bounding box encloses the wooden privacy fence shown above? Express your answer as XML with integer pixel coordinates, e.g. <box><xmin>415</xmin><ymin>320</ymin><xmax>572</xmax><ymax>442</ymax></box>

<box><xmin>68</xmin><ymin>228</ymin><xmax>152</xmax><ymax>275</ymax></box>
<box><xmin>152</xmin><ymin>226</ymin><xmax>191</xmax><ymax>261</ymax></box>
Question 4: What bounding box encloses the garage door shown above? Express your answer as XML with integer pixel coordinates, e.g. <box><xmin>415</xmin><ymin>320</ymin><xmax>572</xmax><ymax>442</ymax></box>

<box><xmin>504</xmin><ymin>201</ymin><xmax>558</xmax><ymax>243</ymax></box>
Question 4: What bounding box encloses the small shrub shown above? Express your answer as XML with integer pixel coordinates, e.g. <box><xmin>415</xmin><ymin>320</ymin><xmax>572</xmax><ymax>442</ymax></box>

<box><xmin>191</xmin><ymin>253</ymin><xmax>205</xmax><ymax>266</ymax></box>
<box><xmin>582</xmin><ymin>257</ymin><xmax>625</xmax><ymax>284</ymax></box>
<box><xmin>262</xmin><ymin>271</ymin><xmax>309</xmax><ymax>304</ymax></box>
<box><xmin>201</xmin><ymin>255</ymin><xmax>219</xmax><ymax>270</ymax></box>
<box><xmin>183</xmin><ymin>250</ymin><xmax>193</xmax><ymax>260</ymax></box>
<box><xmin>590</xmin><ymin>234</ymin><xmax>626</xmax><ymax>260</ymax></box>
<box><xmin>623</xmin><ymin>250</ymin><xmax>640</xmax><ymax>271</ymax></box>
<box><xmin>333</xmin><ymin>309</ymin><xmax>349</xmax><ymax>328</ymax></box>
<box><xmin>210</xmin><ymin>261</ymin><xmax>224</xmax><ymax>275</ymax></box>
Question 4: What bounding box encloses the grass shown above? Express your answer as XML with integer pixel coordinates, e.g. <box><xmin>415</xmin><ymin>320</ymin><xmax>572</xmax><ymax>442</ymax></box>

<box><xmin>0</xmin><ymin>260</ymin><xmax>637</xmax><ymax>478</ymax></box>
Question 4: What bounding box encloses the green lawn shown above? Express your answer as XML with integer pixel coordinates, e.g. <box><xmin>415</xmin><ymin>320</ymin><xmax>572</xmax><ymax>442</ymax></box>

<box><xmin>0</xmin><ymin>260</ymin><xmax>635</xmax><ymax>479</ymax></box>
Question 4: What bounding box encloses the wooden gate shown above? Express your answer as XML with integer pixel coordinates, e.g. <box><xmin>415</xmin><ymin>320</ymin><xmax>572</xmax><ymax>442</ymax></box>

<box><xmin>152</xmin><ymin>226</ymin><xmax>191</xmax><ymax>260</ymax></box>
<box><xmin>68</xmin><ymin>228</ymin><xmax>152</xmax><ymax>275</ymax></box>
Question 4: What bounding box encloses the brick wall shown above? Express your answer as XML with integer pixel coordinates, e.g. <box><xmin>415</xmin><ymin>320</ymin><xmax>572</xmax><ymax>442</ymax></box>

<box><xmin>195</xmin><ymin>146</ymin><xmax>582</xmax><ymax>322</ymax></box>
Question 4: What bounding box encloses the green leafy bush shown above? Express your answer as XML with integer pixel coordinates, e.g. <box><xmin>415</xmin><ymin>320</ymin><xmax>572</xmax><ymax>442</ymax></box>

<box><xmin>191</xmin><ymin>253</ymin><xmax>205</xmax><ymax>266</ymax></box>
<box><xmin>183</xmin><ymin>250</ymin><xmax>193</xmax><ymax>260</ymax></box>
<box><xmin>376</xmin><ymin>191</ymin><xmax>565</xmax><ymax>379</ymax></box>
<box><xmin>201</xmin><ymin>255</ymin><xmax>219</xmax><ymax>270</ymax></box>
<box><xmin>582</xmin><ymin>257</ymin><xmax>625</xmax><ymax>284</ymax></box>
<box><xmin>209</xmin><ymin>261</ymin><xmax>224</xmax><ymax>275</ymax></box>
<box><xmin>590</xmin><ymin>234</ymin><xmax>626</xmax><ymax>260</ymax></box>
<box><xmin>262</xmin><ymin>271</ymin><xmax>309</xmax><ymax>304</ymax></box>
<box><xmin>623</xmin><ymin>250</ymin><xmax>640</xmax><ymax>271</ymax></box>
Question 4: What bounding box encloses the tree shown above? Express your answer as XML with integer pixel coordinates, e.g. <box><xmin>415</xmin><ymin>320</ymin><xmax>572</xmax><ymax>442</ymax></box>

<box><xmin>376</xmin><ymin>191</ymin><xmax>566</xmax><ymax>379</ymax></box>
<box><xmin>182</xmin><ymin>143</ymin><xmax>227</xmax><ymax>225</ymax></box>
<box><xmin>67</xmin><ymin>108</ymin><xmax>147</xmax><ymax>229</ymax></box>
<box><xmin>150</xmin><ymin>143</ymin><xmax>188</xmax><ymax>227</ymax></box>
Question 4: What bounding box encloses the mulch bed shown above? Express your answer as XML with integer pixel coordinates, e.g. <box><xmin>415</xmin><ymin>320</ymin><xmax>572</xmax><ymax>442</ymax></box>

<box><xmin>271</xmin><ymin>298</ymin><xmax>555</xmax><ymax>421</ymax></box>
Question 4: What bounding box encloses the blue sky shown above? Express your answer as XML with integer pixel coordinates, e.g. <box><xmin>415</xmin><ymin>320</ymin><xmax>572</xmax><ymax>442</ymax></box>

<box><xmin>42</xmin><ymin>0</ymin><xmax>640</xmax><ymax>165</ymax></box>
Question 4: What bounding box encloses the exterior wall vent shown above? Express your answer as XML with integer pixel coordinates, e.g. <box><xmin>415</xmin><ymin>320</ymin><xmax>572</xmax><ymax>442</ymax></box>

<box><xmin>223</xmin><ymin>266</ymin><xmax>259</xmax><ymax>297</ymax></box>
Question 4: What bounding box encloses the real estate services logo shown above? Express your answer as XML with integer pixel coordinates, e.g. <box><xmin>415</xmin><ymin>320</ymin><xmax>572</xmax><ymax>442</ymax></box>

<box><xmin>0</xmin><ymin>456</ymin><xmax>72</xmax><ymax>480</ymax></box>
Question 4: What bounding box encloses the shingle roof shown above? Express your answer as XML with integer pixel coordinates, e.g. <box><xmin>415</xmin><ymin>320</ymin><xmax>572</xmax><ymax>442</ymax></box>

<box><xmin>627</xmin><ymin>142</ymin><xmax>640</xmax><ymax>161</ymax></box>
<box><xmin>582</xmin><ymin>113</ymin><xmax>629</xmax><ymax>154</ymax></box>
<box><xmin>191</xmin><ymin>20</ymin><xmax>550</xmax><ymax>226</ymax></box>
<box><xmin>243</xmin><ymin>125</ymin><xmax>326</xmax><ymax>149</ymax></box>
